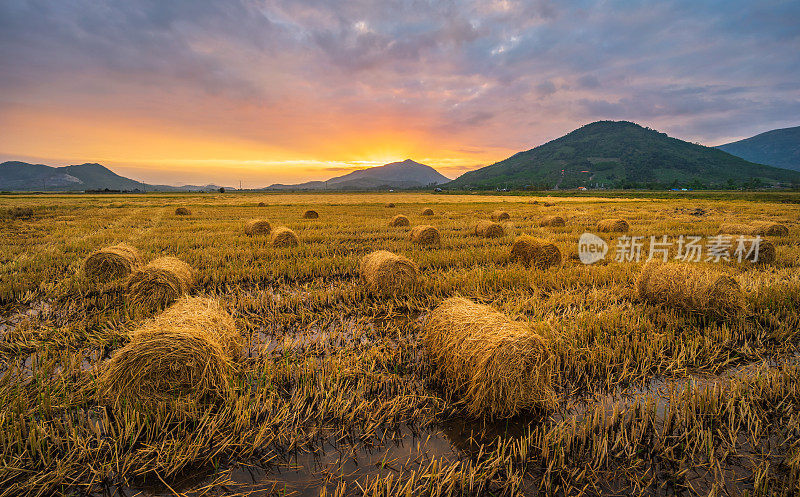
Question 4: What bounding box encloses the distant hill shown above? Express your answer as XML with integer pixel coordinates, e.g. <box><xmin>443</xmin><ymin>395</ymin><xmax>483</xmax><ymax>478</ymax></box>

<box><xmin>0</xmin><ymin>161</ymin><xmax>229</xmax><ymax>192</ymax></box>
<box><xmin>446</xmin><ymin>121</ymin><xmax>800</xmax><ymax>190</ymax></box>
<box><xmin>267</xmin><ymin>159</ymin><xmax>450</xmax><ymax>190</ymax></box>
<box><xmin>717</xmin><ymin>126</ymin><xmax>800</xmax><ymax>172</ymax></box>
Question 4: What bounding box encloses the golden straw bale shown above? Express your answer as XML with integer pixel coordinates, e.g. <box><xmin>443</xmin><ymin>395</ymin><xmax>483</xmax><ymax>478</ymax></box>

<box><xmin>636</xmin><ymin>261</ymin><xmax>745</xmax><ymax>318</ymax></box>
<box><xmin>127</xmin><ymin>257</ymin><xmax>195</xmax><ymax>312</ymax></box>
<box><xmin>174</xmin><ymin>207</ymin><xmax>191</xmax><ymax>216</ymax></box>
<box><xmin>474</xmin><ymin>220</ymin><xmax>504</xmax><ymax>238</ymax></box>
<box><xmin>271</xmin><ymin>226</ymin><xmax>299</xmax><ymax>247</ymax></box>
<box><xmin>99</xmin><ymin>296</ymin><xmax>241</xmax><ymax>412</ymax></box>
<box><xmin>749</xmin><ymin>221</ymin><xmax>789</xmax><ymax>236</ymax></box>
<box><xmin>258</xmin><ymin>202</ymin><xmax>266</xmax><ymax>207</ymax></box>
<box><xmin>725</xmin><ymin>239</ymin><xmax>776</xmax><ymax>265</ymax></box>
<box><xmin>597</xmin><ymin>218</ymin><xmax>629</xmax><ymax>232</ymax></box>
<box><xmin>510</xmin><ymin>236</ymin><xmax>561</xmax><ymax>269</ymax></box>
<box><xmin>539</xmin><ymin>215</ymin><xmax>566</xmax><ymax>227</ymax></box>
<box><xmin>424</xmin><ymin>297</ymin><xmax>555</xmax><ymax>417</ymax></box>
<box><xmin>410</xmin><ymin>225</ymin><xmax>441</xmax><ymax>246</ymax></box>
<box><xmin>389</xmin><ymin>214</ymin><xmax>410</xmax><ymax>227</ymax></box>
<box><xmin>421</xmin><ymin>208</ymin><xmax>434</xmax><ymax>216</ymax></box>
<box><xmin>244</xmin><ymin>219</ymin><xmax>271</xmax><ymax>236</ymax></box>
<box><xmin>491</xmin><ymin>210</ymin><xmax>510</xmax><ymax>221</ymax></box>
<box><xmin>386</xmin><ymin>203</ymin><xmax>396</xmax><ymax>208</ymax></box>
<box><xmin>83</xmin><ymin>243</ymin><xmax>141</xmax><ymax>283</ymax></box>
<box><xmin>359</xmin><ymin>250</ymin><xmax>418</xmax><ymax>294</ymax></box>
<box><xmin>302</xmin><ymin>209</ymin><xmax>319</xmax><ymax>219</ymax></box>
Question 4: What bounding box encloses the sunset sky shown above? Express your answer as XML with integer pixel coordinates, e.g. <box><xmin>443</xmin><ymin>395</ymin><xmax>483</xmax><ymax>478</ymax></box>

<box><xmin>1</xmin><ymin>0</ymin><xmax>798</xmax><ymax>187</ymax></box>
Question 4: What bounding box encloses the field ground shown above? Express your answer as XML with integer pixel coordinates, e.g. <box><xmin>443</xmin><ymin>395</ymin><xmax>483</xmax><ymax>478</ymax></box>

<box><xmin>1</xmin><ymin>192</ymin><xmax>799</xmax><ymax>496</ymax></box>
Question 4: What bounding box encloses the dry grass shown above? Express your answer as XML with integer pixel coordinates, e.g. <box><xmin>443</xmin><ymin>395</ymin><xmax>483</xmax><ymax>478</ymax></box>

<box><xmin>303</xmin><ymin>209</ymin><xmax>319</xmax><ymax>219</ymax></box>
<box><xmin>271</xmin><ymin>226</ymin><xmax>300</xmax><ymax>247</ymax></box>
<box><xmin>636</xmin><ymin>261</ymin><xmax>745</xmax><ymax>318</ymax></box>
<box><xmin>410</xmin><ymin>225</ymin><xmax>440</xmax><ymax>246</ymax></box>
<box><xmin>421</xmin><ymin>208</ymin><xmax>434</xmax><ymax>216</ymax></box>
<box><xmin>174</xmin><ymin>207</ymin><xmax>191</xmax><ymax>216</ymax></box>
<box><xmin>597</xmin><ymin>218</ymin><xmax>629</xmax><ymax>232</ymax></box>
<box><xmin>244</xmin><ymin>218</ymin><xmax>271</xmax><ymax>236</ymax></box>
<box><xmin>389</xmin><ymin>214</ymin><xmax>410</xmax><ymax>227</ymax></box>
<box><xmin>474</xmin><ymin>220</ymin><xmax>504</xmax><ymax>238</ymax></box>
<box><xmin>83</xmin><ymin>243</ymin><xmax>141</xmax><ymax>283</ymax></box>
<box><xmin>127</xmin><ymin>256</ymin><xmax>195</xmax><ymax>312</ymax></box>
<box><xmin>539</xmin><ymin>215</ymin><xmax>565</xmax><ymax>227</ymax></box>
<box><xmin>359</xmin><ymin>250</ymin><xmax>418</xmax><ymax>294</ymax></box>
<box><xmin>99</xmin><ymin>296</ymin><xmax>240</xmax><ymax>413</ymax></box>
<box><xmin>720</xmin><ymin>221</ymin><xmax>789</xmax><ymax>236</ymax></box>
<box><xmin>490</xmin><ymin>210</ymin><xmax>510</xmax><ymax>221</ymax></box>
<box><xmin>509</xmin><ymin>236</ymin><xmax>561</xmax><ymax>269</ymax></box>
<box><xmin>424</xmin><ymin>297</ymin><xmax>555</xmax><ymax>417</ymax></box>
<box><xmin>726</xmin><ymin>239</ymin><xmax>776</xmax><ymax>264</ymax></box>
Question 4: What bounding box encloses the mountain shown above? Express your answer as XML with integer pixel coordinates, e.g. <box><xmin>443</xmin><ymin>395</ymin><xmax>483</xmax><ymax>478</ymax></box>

<box><xmin>446</xmin><ymin>121</ymin><xmax>800</xmax><ymax>190</ymax></box>
<box><xmin>267</xmin><ymin>159</ymin><xmax>450</xmax><ymax>190</ymax></box>
<box><xmin>716</xmin><ymin>126</ymin><xmax>800</xmax><ymax>172</ymax></box>
<box><xmin>0</xmin><ymin>161</ymin><xmax>229</xmax><ymax>192</ymax></box>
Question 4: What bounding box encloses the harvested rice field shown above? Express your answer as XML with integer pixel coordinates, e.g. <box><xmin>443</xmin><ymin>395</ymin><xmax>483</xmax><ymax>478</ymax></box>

<box><xmin>1</xmin><ymin>191</ymin><xmax>800</xmax><ymax>496</ymax></box>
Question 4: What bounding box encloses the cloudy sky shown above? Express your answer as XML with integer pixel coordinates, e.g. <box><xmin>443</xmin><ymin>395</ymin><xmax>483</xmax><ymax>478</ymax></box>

<box><xmin>1</xmin><ymin>0</ymin><xmax>798</xmax><ymax>186</ymax></box>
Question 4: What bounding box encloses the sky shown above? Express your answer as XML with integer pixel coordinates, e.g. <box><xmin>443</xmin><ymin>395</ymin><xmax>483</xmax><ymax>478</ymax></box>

<box><xmin>1</xmin><ymin>0</ymin><xmax>798</xmax><ymax>187</ymax></box>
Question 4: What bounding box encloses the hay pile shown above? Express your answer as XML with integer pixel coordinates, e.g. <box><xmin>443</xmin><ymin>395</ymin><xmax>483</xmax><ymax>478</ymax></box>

<box><xmin>244</xmin><ymin>219</ymin><xmax>271</xmax><ymax>236</ymax></box>
<box><xmin>175</xmin><ymin>207</ymin><xmax>191</xmax><ymax>216</ymax></box>
<box><xmin>389</xmin><ymin>214</ymin><xmax>410</xmax><ymax>227</ymax></box>
<box><xmin>539</xmin><ymin>215</ymin><xmax>566</xmax><ymax>227</ymax></box>
<box><xmin>271</xmin><ymin>226</ymin><xmax>299</xmax><ymax>247</ymax></box>
<box><xmin>719</xmin><ymin>222</ymin><xmax>788</xmax><ymax>237</ymax></box>
<box><xmin>410</xmin><ymin>225</ymin><xmax>441</xmax><ymax>246</ymax></box>
<box><xmin>99</xmin><ymin>296</ymin><xmax>240</xmax><ymax>411</ymax></box>
<box><xmin>597</xmin><ymin>218</ymin><xmax>629</xmax><ymax>232</ymax></box>
<box><xmin>474</xmin><ymin>220</ymin><xmax>504</xmax><ymax>238</ymax></box>
<box><xmin>421</xmin><ymin>208</ymin><xmax>434</xmax><ymax>216</ymax></box>
<box><xmin>386</xmin><ymin>203</ymin><xmax>396</xmax><ymax>208</ymax></box>
<box><xmin>359</xmin><ymin>250</ymin><xmax>418</xmax><ymax>294</ymax></box>
<box><xmin>127</xmin><ymin>257</ymin><xmax>195</xmax><ymax>312</ymax></box>
<box><xmin>258</xmin><ymin>202</ymin><xmax>267</xmax><ymax>207</ymax></box>
<box><xmin>509</xmin><ymin>236</ymin><xmax>561</xmax><ymax>269</ymax></box>
<box><xmin>84</xmin><ymin>243</ymin><xmax>141</xmax><ymax>283</ymax></box>
<box><xmin>727</xmin><ymin>239</ymin><xmax>776</xmax><ymax>265</ymax></box>
<box><xmin>424</xmin><ymin>297</ymin><xmax>555</xmax><ymax>417</ymax></box>
<box><xmin>303</xmin><ymin>210</ymin><xmax>319</xmax><ymax>219</ymax></box>
<box><xmin>636</xmin><ymin>261</ymin><xmax>745</xmax><ymax>318</ymax></box>
<box><xmin>491</xmin><ymin>210</ymin><xmax>510</xmax><ymax>221</ymax></box>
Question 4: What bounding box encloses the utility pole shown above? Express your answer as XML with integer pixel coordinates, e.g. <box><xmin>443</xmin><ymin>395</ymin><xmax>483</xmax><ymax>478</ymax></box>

<box><xmin>239</xmin><ymin>180</ymin><xmax>242</xmax><ymax>191</ymax></box>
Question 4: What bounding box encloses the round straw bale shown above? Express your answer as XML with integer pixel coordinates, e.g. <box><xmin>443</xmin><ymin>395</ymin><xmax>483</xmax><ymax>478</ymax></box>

<box><xmin>636</xmin><ymin>261</ymin><xmax>744</xmax><ymax>318</ymax></box>
<box><xmin>258</xmin><ymin>202</ymin><xmax>267</xmax><ymax>207</ymax></box>
<box><xmin>424</xmin><ymin>297</ymin><xmax>555</xmax><ymax>417</ymax></box>
<box><xmin>421</xmin><ymin>208</ymin><xmax>434</xmax><ymax>216</ymax></box>
<box><xmin>127</xmin><ymin>256</ymin><xmax>194</xmax><ymax>312</ymax></box>
<box><xmin>386</xmin><ymin>203</ymin><xmax>396</xmax><ymax>208</ymax></box>
<box><xmin>597</xmin><ymin>218</ymin><xmax>629</xmax><ymax>232</ymax></box>
<box><xmin>410</xmin><ymin>225</ymin><xmax>441</xmax><ymax>246</ymax></box>
<box><xmin>359</xmin><ymin>250</ymin><xmax>418</xmax><ymax>294</ymax></box>
<box><xmin>99</xmin><ymin>296</ymin><xmax>240</xmax><ymax>411</ymax></box>
<box><xmin>302</xmin><ymin>209</ymin><xmax>319</xmax><ymax>219</ymax></box>
<box><xmin>174</xmin><ymin>207</ymin><xmax>191</xmax><ymax>216</ymax></box>
<box><xmin>83</xmin><ymin>243</ymin><xmax>141</xmax><ymax>283</ymax></box>
<box><xmin>474</xmin><ymin>220</ymin><xmax>504</xmax><ymax>238</ymax></box>
<box><xmin>750</xmin><ymin>221</ymin><xmax>788</xmax><ymax>236</ymax></box>
<box><xmin>389</xmin><ymin>214</ymin><xmax>410</xmax><ymax>227</ymax></box>
<box><xmin>510</xmin><ymin>236</ymin><xmax>561</xmax><ymax>269</ymax></box>
<box><xmin>726</xmin><ymin>238</ymin><xmax>776</xmax><ymax>265</ymax></box>
<box><xmin>539</xmin><ymin>215</ymin><xmax>566</xmax><ymax>227</ymax></box>
<box><xmin>491</xmin><ymin>210</ymin><xmax>510</xmax><ymax>221</ymax></box>
<box><xmin>244</xmin><ymin>218</ymin><xmax>271</xmax><ymax>236</ymax></box>
<box><xmin>271</xmin><ymin>226</ymin><xmax>299</xmax><ymax>247</ymax></box>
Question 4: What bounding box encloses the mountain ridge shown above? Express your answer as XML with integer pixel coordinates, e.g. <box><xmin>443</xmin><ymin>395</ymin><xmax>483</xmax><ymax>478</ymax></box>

<box><xmin>266</xmin><ymin>159</ymin><xmax>450</xmax><ymax>190</ymax></box>
<box><xmin>446</xmin><ymin>121</ymin><xmax>800</xmax><ymax>189</ymax></box>
<box><xmin>716</xmin><ymin>125</ymin><xmax>800</xmax><ymax>172</ymax></box>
